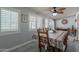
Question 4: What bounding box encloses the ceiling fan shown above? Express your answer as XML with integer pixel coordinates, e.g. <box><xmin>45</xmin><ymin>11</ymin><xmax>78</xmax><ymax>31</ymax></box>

<box><xmin>49</xmin><ymin>7</ymin><xmax>66</xmax><ymax>16</ymax></box>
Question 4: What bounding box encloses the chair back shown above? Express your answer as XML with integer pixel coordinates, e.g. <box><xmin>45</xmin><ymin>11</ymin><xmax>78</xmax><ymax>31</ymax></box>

<box><xmin>37</xmin><ymin>29</ymin><xmax>49</xmax><ymax>51</ymax></box>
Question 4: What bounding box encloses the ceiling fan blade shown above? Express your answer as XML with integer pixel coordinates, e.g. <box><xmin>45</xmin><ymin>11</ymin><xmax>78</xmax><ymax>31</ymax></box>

<box><xmin>49</xmin><ymin>9</ymin><xmax>54</xmax><ymax>12</ymax></box>
<box><xmin>49</xmin><ymin>7</ymin><xmax>65</xmax><ymax>14</ymax></box>
<box><xmin>57</xmin><ymin>11</ymin><xmax>64</xmax><ymax>14</ymax></box>
<box><xmin>58</xmin><ymin>8</ymin><xmax>66</xmax><ymax>10</ymax></box>
<box><xmin>49</xmin><ymin>7</ymin><xmax>55</xmax><ymax>12</ymax></box>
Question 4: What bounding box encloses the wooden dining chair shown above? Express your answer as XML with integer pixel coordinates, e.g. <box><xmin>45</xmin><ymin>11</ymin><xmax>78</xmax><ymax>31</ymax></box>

<box><xmin>37</xmin><ymin>29</ymin><xmax>53</xmax><ymax>52</ymax></box>
<box><xmin>63</xmin><ymin>31</ymin><xmax>68</xmax><ymax>51</ymax></box>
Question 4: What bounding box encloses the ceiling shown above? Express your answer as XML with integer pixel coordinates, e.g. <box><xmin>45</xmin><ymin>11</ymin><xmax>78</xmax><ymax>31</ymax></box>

<box><xmin>29</xmin><ymin>7</ymin><xmax>79</xmax><ymax>19</ymax></box>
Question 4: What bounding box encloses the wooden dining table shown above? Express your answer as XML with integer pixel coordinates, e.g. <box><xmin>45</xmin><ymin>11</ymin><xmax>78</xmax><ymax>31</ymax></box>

<box><xmin>48</xmin><ymin>30</ymin><xmax>68</xmax><ymax>51</ymax></box>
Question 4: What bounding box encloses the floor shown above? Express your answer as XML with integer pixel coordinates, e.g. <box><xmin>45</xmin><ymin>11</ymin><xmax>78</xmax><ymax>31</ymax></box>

<box><xmin>11</xmin><ymin>40</ymin><xmax>38</xmax><ymax>52</ymax></box>
<box><xmin>66</xmin><ymin>35</ymin><xmax>79</xmax><ymax>52</ymax></box>
<box><xmin>11</xmin><ymin>35</ymin><xmax>79</xmax><ymax>52</ymax></box>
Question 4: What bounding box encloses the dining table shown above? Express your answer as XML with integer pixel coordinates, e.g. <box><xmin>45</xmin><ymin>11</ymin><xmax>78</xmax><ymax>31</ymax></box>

<box><xmin>33</xmin><ymin>30</ymin><xmax>68</xmax><ymax>51</ymax></box>
<box><xmin>48</xmin><ymin>30</ymin><xmax>68</xmax><ymax>51</ymax></box>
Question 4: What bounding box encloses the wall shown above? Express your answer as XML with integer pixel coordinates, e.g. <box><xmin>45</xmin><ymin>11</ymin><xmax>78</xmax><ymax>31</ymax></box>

<box><xmin>0</xmin><ymin>8</ymin><xmax>29</xmax><ymax>49</ymax></box>
<box><xmin>56</xmin><ymin>15</ymin><xmax>76</xmax><ymax>29</ymax></box>
<box><xmin>0</xmin><ymin>7</ymin><xmax>45</xmax><ymax>49</ymax></box>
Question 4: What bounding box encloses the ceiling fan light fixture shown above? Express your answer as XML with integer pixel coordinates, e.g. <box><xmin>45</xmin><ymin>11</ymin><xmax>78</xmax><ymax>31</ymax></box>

<box><xmin>52</xmin><ymin>12</ymin><xmax>57</xmax><ymax>16</ymax></box>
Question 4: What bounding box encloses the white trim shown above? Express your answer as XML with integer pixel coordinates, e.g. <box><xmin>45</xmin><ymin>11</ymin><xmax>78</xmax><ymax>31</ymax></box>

<box><xmin>3</xmin><ymin>40</ymin><xmax>36</xmax><ymax>52</ymax></box>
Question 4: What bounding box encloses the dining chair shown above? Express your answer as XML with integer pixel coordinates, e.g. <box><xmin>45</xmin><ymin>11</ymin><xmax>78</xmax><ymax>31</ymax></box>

<box><xmin>63</xmin><ymin>31</ymin><xmax>68</xmax><ymax>51</ymax></box>
<box><xmin>37</xmin><ymin>29</ymin><xmax>54</xmax><ymax>52</ymax></box>
<box><xmin>37</xmin><ymin>29</ymin><xmax>49</xmax><ymax>52</ymax></box>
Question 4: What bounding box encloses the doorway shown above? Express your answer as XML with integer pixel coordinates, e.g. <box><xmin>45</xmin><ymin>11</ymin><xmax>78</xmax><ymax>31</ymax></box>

<box><xmin>77</xmin><ymin>14</ymin><xmax>79</xmax><ymax>41</ymax></box>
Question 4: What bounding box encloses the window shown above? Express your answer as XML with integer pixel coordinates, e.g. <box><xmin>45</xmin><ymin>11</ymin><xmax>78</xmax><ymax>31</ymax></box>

<box><xmin>48</xmin><ymin>19</ymin><xmax>54</xmax><ymax>29</ymax></box>
<box><xmin>29</xmin><ymin>15</ymin><xmax>37</xmax><ymax>30</ymax></box>
<box><xmin>0</xmin><ymin>8</ymin><xmax>18</xmax><ymax>32</ymax></box>
<box><xmin>45</xmin><ymin>19</ymin><xmax>48</xmax><ymax>28</ymax></box>
<box><xmin>45</xmin><ymin>19</ymin><xmax>54</xmax><ymax>29</ymax></box>
<box><xmin>37</xmin><ymin>16</ymin><xmax>42</xmax><ymax>29</ymax></box>
<box><xmin>29</xmin><ymin>14</ymin><xmax>43</xmax><ymax>30</ymax></box>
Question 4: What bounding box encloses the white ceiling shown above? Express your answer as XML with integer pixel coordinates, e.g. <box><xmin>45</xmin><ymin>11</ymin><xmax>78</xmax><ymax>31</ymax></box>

<box><xmin>29</xmin><ymin>7</ymin><xmax>79</xmax><ymax>19</ymax></box>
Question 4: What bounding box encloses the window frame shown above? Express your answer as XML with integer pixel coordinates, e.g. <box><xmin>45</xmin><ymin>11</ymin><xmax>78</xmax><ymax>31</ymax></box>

<box><xmin>0</xmin><ymin>8</ymin><xmax>20</xmax><ymax>36</ymax></box>
<box><xmin>45</xmin><ymin>18</ymin><xmax>49</xmax><ymax>28</ymax></box>
<box><xmin>29</xmin><ymin>14</ymin><xmax>37</xmax><ymax>30</ymax></box>
<box><xmin>36</xmin><ymin>16</ymin><xmax>43</xmax><ymax>29</ymax></box>
<box><xmin>29</xmin><ymin>14</ymin><xmax>43</xmax><ymax>31</ymax></box>
<box><xmin>45</xmin><ymin>19</ymin><xmax>54</xmax><ymax>29</ymax></box>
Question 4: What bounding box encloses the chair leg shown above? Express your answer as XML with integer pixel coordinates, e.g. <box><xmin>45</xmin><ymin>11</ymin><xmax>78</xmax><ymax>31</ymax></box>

<box><xmin>47</xmin><ymin>46</ymin><xmax>54</xmax><ymax>52</ymax></box>
<box><xmin>64</xmin><ymin>44</ymin><xmax>67</xmax><ymax>52</ymax></box>
<box><xmin>39</xmin><ymin>47</ymin><xmax>41</xmax><ymax>52</ymax></box>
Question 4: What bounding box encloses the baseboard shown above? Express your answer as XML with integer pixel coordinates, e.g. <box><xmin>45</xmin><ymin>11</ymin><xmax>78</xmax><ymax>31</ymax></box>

<box><xmin>3</xmin><ymin>40</ymin><xmax>36</xmax><ymax>52</ymax></box>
